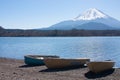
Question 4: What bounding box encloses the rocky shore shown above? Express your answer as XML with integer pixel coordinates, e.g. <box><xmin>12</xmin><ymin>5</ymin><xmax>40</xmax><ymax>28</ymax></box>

<box><xmin>0</xmin><ymin>57</ymin><xmax>120</xmax><ymax>80</ymax></box>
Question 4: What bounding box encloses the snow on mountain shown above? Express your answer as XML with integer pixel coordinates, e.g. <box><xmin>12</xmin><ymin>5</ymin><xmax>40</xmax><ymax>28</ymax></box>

<box><xmin>73</xmin><ymin>8</ymin><xmax>108</xmax><ymax>21</ymax></box>
<box><xmin>43</xmin><ymin>8</ymin><xmax>120</xmax><ymax>30</ymax></box>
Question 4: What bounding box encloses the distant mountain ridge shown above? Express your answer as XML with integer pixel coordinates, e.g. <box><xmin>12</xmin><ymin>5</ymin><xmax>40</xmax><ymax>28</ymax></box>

<box><xmin>0</xmin><ymin>26</ymin><xmax>4</xmax><ymax>30</ymax></box>
<box><xmin>42</xmin><ymin>8</ymin><xmax>120</xmax><ymax>30</ymax></box>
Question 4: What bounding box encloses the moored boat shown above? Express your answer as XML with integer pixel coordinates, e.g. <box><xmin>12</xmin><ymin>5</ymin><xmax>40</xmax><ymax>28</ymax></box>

<box><xmin>44</xmin><ymin>58</ymin><xmax>90</xmax><ymax>69</ymax></box>
<box><xmin>87</xmin><ymin>61</ymin><xmax>115</xmax><ymax>73</ymax></box>
<box><xmin>24</xmin><ymin>55</ymin><xmax>59</xmax><ymax>66</ymax></box>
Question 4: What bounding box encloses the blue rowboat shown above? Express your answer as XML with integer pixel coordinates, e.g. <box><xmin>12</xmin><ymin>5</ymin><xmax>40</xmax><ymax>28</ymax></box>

<box><xmin>24</xmin><ymin>55</ymin><xmax>59</xmax><ymax>66</ymax></box>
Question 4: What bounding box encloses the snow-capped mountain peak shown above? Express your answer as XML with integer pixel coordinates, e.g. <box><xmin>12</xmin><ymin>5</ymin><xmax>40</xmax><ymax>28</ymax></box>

<box><xmin>74</xmin><ymin>8</ymin><xmax>108</xmax><ymax>21</ymax></box>
<box><xmin>43</xmin><ymin>8</ymin><xmax>120</xmax><ymax>30</ymax></box>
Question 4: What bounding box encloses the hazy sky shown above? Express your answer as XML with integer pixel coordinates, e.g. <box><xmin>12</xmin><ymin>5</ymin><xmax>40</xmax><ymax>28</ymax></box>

<box><xmin>0</xmin><ymin>0</ymin><xmax>120</xmax><ymax>29</ymax></box>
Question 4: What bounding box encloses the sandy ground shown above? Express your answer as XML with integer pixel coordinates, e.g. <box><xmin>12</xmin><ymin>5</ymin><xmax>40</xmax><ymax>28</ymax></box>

<box><xmin>0</xmin><ymin>57</ymin><xmax>120</xmax><ymax>80</ymax></box>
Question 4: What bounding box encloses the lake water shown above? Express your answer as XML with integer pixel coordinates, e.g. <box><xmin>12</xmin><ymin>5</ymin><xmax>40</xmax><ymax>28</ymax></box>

<box><xmin>0</xmin><ymin>37</ymin><xmax>120</xmax><ymax>67</ymax></box>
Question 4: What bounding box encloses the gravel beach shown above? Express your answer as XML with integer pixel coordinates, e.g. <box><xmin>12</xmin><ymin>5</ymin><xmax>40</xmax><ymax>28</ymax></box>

<box><xmin>0</xmin><ymin>57</ymin><xmax>120</xmax><ymax>80</ymax></box>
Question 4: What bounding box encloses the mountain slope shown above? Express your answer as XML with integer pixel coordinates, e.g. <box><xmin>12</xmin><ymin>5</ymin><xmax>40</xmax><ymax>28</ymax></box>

<box><xmin>76</xmin><ymin>22</ymin><xmax>116</xmax><ymax>30</ymax></box>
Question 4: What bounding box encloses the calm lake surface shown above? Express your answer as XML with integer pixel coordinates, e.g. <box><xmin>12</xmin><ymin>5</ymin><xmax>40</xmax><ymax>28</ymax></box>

<box><xmin>0</xmin><ymin>37</ymin><xmax>120</xmax><ymax>67</ymax></box>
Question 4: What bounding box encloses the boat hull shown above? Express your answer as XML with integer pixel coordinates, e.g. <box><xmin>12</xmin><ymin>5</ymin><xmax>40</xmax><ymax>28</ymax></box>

<box><xmin>87</xmin><ymin>61</ymin><xmax>115</xmax><ymax>73</ymax></box>
<box><xmin>24</xmin><ymin>55</ymin><xmax>59</xmax><ymax>66</ymax></box>
<box><xmin>44</xmin><ymin>58</ymin><xmax>90</xmax><ymax>69</ymax></box>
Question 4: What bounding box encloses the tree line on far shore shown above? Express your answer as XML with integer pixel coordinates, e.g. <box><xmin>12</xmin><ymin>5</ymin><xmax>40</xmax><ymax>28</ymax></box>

<box><xmin>0</xmin><ymin>26</ymin><xmax>120</xmax><ymax>37</ymax></box>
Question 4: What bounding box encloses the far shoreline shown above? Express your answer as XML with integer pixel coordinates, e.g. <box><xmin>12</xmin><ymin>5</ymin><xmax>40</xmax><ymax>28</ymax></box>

<box><xmin>1</xmin><ymin>28</ymin><xmax>120</xmax><ymax>37</ymax></box>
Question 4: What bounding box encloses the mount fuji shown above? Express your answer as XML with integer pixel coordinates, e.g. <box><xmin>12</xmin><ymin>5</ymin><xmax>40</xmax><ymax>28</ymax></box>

<box><xmin>43</xmin><ymin>8</ymin><xmax>120</xmax><ymax>30</ymax></box>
